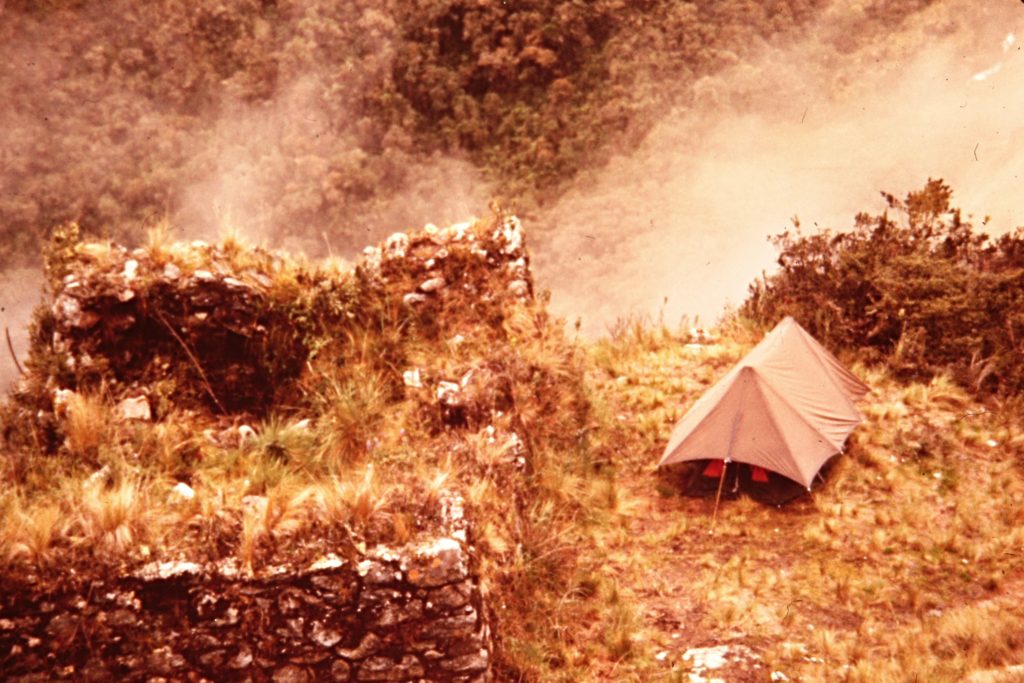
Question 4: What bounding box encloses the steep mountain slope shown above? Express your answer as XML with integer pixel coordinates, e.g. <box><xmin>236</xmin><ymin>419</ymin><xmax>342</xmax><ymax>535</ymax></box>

<box><xmin>0</xmin><ymin>0</ymin><xmax>943</xmax><ymax>267</ymax></box>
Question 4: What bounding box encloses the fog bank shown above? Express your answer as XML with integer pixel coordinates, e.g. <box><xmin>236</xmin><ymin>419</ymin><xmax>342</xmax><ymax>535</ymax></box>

<box><xmin>533</xmin><ymin>0</ymin><xmax>1024</xmax><ymax>334</ymax></box>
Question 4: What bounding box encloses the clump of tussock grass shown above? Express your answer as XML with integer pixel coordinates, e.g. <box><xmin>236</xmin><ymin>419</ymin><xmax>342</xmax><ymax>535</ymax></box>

<box><xmin>600</xmin><ymin>580</ymin><xmax>643</xmax><ymax>660</ymax></box>
<box><xmin>61</xmin><ymin>390</ymin><xmax>111</xmax><ymax>463</ymax></box>
<box><xmin>307</xmin><ymin>366</ymin><xmax>392</xmax><ymax>468</ymax></box>
<box><xmin>72</xmin><ymin>474</ymin><xmax>149</xmax><ymax>556</ymax></box>
<box><xmin>129</xmin><ymin>416</ymin><xmax>207</xmax><ymax>474</ymax></box>
<box><xmin>0</xmin><ymin>496</ymin><xmax>64</xmax><ymax>567</ymax></box>
<box><xmin>313</xmin><ymin>465</ymin><xmax>393</xmax><ymax>532</ymax></box>
<box><xmin>143</xmin><ymin>219</ymin><xmax>174</xmax><ymax>268</ymax></box>
<box><xmin>238</xmin><ymin>482</ymin><xmax>316</xmax><ymax>574</ymax></box>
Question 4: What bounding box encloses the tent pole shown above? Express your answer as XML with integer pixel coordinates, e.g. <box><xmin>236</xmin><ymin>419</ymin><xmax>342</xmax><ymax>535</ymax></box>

<box><xmin>710</xmin><ymin>460</ymin><xmax>728</xmax><ymax>535</ymax></box>
<box><xmin>711</xmin><ymin>369</ymin><xmax>746</xmax><ymax>534</ymax></box>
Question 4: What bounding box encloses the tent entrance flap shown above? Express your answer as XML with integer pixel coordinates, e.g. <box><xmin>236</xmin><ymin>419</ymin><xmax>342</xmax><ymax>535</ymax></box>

<box><xmin>679</xmin><ymin>459</ymin><xmax>811</xmax><ymax>505</ymax></box>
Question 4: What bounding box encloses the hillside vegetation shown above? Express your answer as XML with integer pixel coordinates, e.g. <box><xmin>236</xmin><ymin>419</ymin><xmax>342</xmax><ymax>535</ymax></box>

<box><xmin>745</xmin><ymin>180</ymin><xmax>1024</xmax><ymax>397</ymax></box>
<box><xmin>0</xmin><ymin>0</ymin><xmax>941</xmax><ymax>266</ymax></box>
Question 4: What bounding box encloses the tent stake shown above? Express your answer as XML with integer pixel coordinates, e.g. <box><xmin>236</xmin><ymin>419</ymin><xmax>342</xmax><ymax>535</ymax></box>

<box><xmin>710</xmin><ymin>460</ymin><xmax>728</xmax><ymax>535</ymax></box>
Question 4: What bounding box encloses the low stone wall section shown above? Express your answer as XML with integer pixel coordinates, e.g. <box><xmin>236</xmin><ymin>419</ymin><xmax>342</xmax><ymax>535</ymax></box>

<box><xmin>0</xmin><ymin>536</ymin><xmax>491</xmax><ymax>682</ymax></box>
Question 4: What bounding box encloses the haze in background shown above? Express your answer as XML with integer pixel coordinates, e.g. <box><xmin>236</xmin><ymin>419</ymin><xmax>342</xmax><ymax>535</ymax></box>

<box><xmin>175</xmin><ymin>76</ymin><xmax>490</xmax><ymax>252</ymax></box>
<box><xmin>0</xmin><ymin>269</ymin><xmax>43</xmax><ymax>392</ymax></box>
<box><xmin>533</xmin><ymin>0</ymin><xmax>1024</xmax><ymax>334</ymax></box>
<box><xmin>0</xmin><ymin>7</ymin><xmax>491</xmax><ymax>388</ymax></box>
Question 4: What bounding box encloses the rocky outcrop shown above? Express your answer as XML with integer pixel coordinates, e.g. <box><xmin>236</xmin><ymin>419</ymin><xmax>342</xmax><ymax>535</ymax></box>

<box><xmin>0</xmin><ymin>535</ymin><xmax>491</xmax><ymax>682</ymax></box>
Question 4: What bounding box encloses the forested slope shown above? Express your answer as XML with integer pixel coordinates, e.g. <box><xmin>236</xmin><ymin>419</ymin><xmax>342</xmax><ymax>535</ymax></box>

<box><xmin>1</xmin><ymin>0</ymin><xmax>938</xmax><ymax>267</ymax></box>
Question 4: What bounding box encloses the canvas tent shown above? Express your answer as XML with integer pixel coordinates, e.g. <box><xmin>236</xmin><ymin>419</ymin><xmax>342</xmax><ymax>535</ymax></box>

<box><xmin>659</xmin><ymin>317</ymin><xmax>869</xmax><ymax>499</ymax></box>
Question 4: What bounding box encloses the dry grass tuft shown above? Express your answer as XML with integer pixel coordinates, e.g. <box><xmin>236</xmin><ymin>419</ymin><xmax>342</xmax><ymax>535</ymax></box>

<box><xmin>75</xmin><ymin>475</ymin><xmax>147</xmax><ymax>555</ymax></box>
<box><xmin>239</xmin><ymin>483</ymin><xmax>315</xmax><ymax>573</ymax></box>
<box><xmin>314</xmin><ymin>465</ymin><xmax>393</xmax><ymax>531</ymax></box>
<box><xmin>62</xmin><ymin>391</ymin><xmax>110</xmax><ymax>461</ymax></box>
<box><xmin>1</xmin><ymin>499</ymin><xmax>64</xmax><ymax>565</ymax></box>
<box><xmin>310</xmin><ymin>366</ymin><xmax>391</xmax><ymax>468</ymax></box>
<box><xmin>143</xmin><ymin>219</ymin><xmax>174</xmax><ymax>267</ymax></box>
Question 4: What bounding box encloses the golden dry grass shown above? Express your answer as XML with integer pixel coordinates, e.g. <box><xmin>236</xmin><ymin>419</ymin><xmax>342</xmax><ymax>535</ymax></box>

<box><xmin>575</xmin><ymin>319</ymin><xmax>1024</xmax><ymax>682</ymax></box>
<box><xmin>62</xmin><ymin>390</ymin><xmax>110</xmax><ymax>462</ymax></box>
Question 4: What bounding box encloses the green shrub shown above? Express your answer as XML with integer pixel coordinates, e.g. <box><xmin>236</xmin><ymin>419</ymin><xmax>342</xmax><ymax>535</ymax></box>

<box><xmin>744</xmin><ymin>179</ymin><xmax>1024</xmax><ymax>395</ymax></box>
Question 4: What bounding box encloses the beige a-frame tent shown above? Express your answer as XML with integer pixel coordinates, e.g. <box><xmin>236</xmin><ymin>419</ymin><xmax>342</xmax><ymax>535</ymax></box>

<box><xmin>659</xmin><ymin>317</ymin><xmax>869</xmax><ymax>489</ymax></box>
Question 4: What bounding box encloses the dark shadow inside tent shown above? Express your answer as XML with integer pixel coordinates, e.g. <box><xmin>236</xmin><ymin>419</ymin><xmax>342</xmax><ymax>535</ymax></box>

<box><xmin>661</xmin><ymin>458</ymin><xmax>839</xmax><ymax>506</ymax></box>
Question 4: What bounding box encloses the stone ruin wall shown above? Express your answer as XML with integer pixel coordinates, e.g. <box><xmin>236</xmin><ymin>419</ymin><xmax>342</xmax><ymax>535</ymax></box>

<box><xmin>0</xmin><ymin>534</ymin><xmax>491</xmax><ymax>682</ymax></box>
<box><xmin>0</xmin><ymin>217</ymin><xmax>535</xmax><ymax>681</ymax></box>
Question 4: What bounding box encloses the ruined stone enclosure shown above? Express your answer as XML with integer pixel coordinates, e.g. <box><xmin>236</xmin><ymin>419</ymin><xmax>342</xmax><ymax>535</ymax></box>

<box><xmin>33</xmin><ymin>214</ymin><xmax>532</xmax><ymax>418</ymax></box>
<box><xmin>0</xmin><ymin>215</ymin><xmax>550</xmax><ymax>681</ymax></box>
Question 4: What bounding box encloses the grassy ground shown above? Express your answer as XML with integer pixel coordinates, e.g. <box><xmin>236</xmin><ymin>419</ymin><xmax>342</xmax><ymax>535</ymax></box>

<box><xmin>568</xmin><ymin>317</ymin><xmax>1024</xmax><ymax>682</ymax></box>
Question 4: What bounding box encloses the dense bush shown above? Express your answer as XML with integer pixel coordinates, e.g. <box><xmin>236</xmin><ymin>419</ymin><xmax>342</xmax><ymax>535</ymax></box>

<box><xmin>744</xmin><ymin>179</ymin><xmax>1024</xmax><ymax>394</ymax></box>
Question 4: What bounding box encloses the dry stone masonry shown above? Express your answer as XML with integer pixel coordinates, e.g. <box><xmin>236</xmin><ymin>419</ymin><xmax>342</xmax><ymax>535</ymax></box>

<box><xmin>39</xmin><ymin>213</ymin><xmax>532</xmax><ymax>419</ymax></box>
<box><xmin>0</xmin><ymin>534</ymin><xmax>491</xmax><ymax>682</ymax></box>
<box><xmin>0</xmin><ymin>215</ymin><xmax>535</xmax><ymax>680</ymax></box>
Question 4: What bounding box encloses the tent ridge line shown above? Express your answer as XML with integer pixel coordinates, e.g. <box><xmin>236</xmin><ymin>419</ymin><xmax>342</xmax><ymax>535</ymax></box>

<box><xmin>745</xmin><ymin>367</ymin><xmax>819</xmax><ymax>486</ymax></box>
<box><xmin>754</xmin><ymin>370</ymin><xmax>857</xmax><ymax>485</ymax></box>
